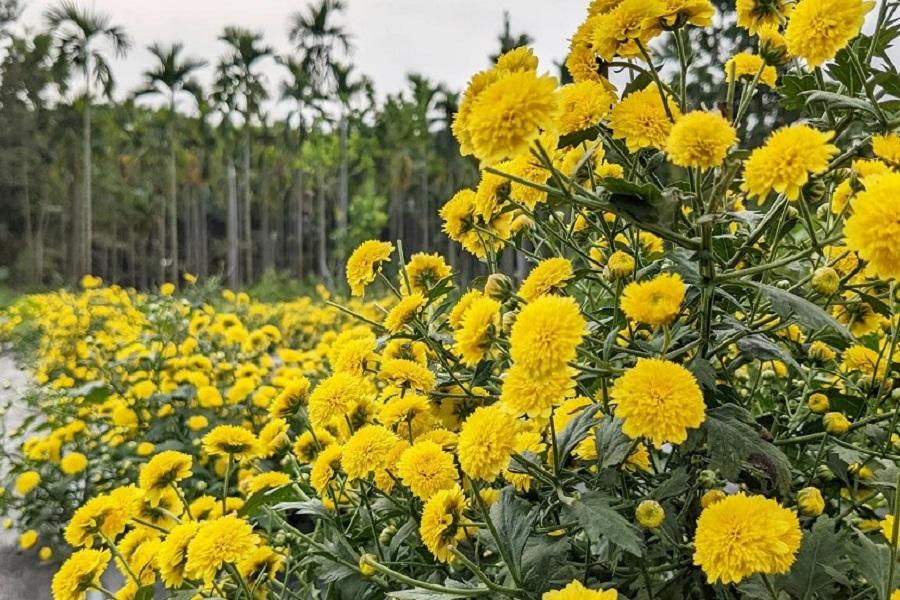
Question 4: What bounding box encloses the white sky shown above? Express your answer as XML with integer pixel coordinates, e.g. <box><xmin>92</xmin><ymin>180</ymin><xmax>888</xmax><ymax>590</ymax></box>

<box><xmin>20</xmin><ymin>0</ymin><xmax>585</xmax><ymax>115</ymax></box>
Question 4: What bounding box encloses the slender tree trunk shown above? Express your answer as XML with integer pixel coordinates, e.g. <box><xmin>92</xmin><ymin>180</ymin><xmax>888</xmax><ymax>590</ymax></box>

<box><xmin>242</xmin><ymin>126</ymin><xmax>253</xmax><ymax>284</ymax></box>
<box><xmin>421</xmin><ymin>167</ymin><xmax>430</xmax><ymax>251</ymax></box>
<box><xmin>317</xmin><ymin>167</ymin><xmax>331</xmax><ymax>285</ymax></box>
<box><xmin>199</xmin><ymin>186</ymin><xmax>209</xmax><ymax>278</ymax></box>
<box><xmin>294</xmin><ymin>168</ymin><xmax>304</xmax><ymax>279</ymax></box>
<box><xmin>337</xmin><ymin>116</ymin><xmax>349</xmax><ymax>270</ymax></box>
<box><xmin>158</xmin><ymin>200</ymin><xmax>166</xmax><ymax>285</ymax></box>
<box><xmin>20</xmin><ymin>157</ymin><xmax>35</xmax><ymax>284</ymax></box>
<box><xmin>227</xmin><ymin>161</ymin><xmax>240</xmax><ymax>289</ymax></box>
<box><xmin>169</xmin><ymin>117</ymin><xmax>179</xmax><ymax>282</ymax></box>
<box><xmin>82</xmin><ymin>61</ymin><xmax>93</xmax><ymax>276</ymax></box>
<box><xmin>261</xmin><ymin>191</ymin><xmax>273</xmax><ymax>273</ymax></box>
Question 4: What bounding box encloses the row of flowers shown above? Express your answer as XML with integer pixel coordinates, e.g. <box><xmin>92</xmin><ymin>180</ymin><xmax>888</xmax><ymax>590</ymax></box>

<box><xmin>2</xmin><ymin>0</ymin><xmax>900</xmax><ymax>598</ymax></box>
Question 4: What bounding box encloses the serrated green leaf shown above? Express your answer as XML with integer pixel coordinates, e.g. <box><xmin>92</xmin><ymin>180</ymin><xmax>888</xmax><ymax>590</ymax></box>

<box><xmin>566</xmin><ymin>491</ymin><xmax>643</xmax><ymax>557</ymax></box>
<box><xmin>848</xmin><ymin>532</ymin><xmax>892</xmax><ymax>600</ymax></box>
<box><xmin>594</xmin><ymin>417</ymin><xmax>631</xmax><ymax>469</ymax></box>
<box><xmin>487</xmin><ymin>486</ymin><xmax>537</xmax><ymax>582</ymax></box>
<box><xmin>749</xmin><ymin>282</ymin><xmax>851</xmax><ymax>341</ymax></box>
<box><xmin>780</xmin><ymin>516</ymin><xmax>849</xmax><ymax>599</ymax></box>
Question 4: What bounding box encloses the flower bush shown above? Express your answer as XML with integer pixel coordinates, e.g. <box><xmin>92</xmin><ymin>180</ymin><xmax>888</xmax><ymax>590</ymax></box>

<box><xmin>4</xmin><ymin>0</ymin><xmax>900</xmax><ymax>598</ymax></box>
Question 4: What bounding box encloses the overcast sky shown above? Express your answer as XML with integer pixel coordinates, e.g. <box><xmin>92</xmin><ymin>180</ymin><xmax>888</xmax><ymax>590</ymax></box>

<box><xmin>20</xmin><ymin>0</ymin><xmax>584</xmax><ymax>114</ymax></box>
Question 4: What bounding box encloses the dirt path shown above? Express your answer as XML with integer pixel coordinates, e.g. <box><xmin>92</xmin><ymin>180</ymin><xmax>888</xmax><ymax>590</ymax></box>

<box><xmin>0</xmin><ymin>352</ymin><xmax>54</xmax><ymax>599</ymax></box>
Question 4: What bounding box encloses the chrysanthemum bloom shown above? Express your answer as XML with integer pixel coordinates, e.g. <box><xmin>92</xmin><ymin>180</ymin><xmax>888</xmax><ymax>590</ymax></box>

<box><xmin>384</xmin><ymin>293</ymin><xmax>426</xmax><ymax>333</ymax></box>
<box><xmin>341</xmin><ymin>425</ymin><xmax>399</xmax><ymax>480</ymax></box>
<box><xmin>397</xmin><ymin>441</ymin><xmax>459</xmax><ymax>500</ymax></box>
<box><xmin>196</xmin><ymin>384</ymin><xmax>223</xmax><ymax>408</ymax></box>
<box><xmin>402</xmin><ymin>252</ymin><xmax>452</xmax><ymax>294</ymax></box>
<box><xmin>610</xmin><ymin>84</ymin><xmax>681</xmax><ymax>152</ymax></box>
<box><xmin>588</xmin><ymin>0</ymin><xmax>621</xmax><ymax>16</ymax></box>
<box><xmin>245</xmin><ymin>471</ymin><xmax>291</xmax><ymax>496</ymax></box>
<box><xmin>844</xmin><ymin>173</ymin><xmax>900</xmax><ymax>280</ymax></box>
<box><xmin>202</xmin><ymin>425</ymin><xmax>264</xmax><ymax>461</ymax></box>
<box><xmin>557</xmin><ymin>80</ymin><xmax>617</xmax><ymax>136</ymax></box>
<box><xmin>661</xmin><ymin>0</ymin><xmax>715</xmax><ymax>27</ymax></box>
<box><xmin>185</xmin><ymin>515</ymin><xmax>258</xmax><ymax>583</ymax></box>
<box><xmin>501</xmin><ymin>364</ymin><xmax>578</xmax><ymax>418</ymax></box>
<box><xmin>823</xmin><ymin>411</ymin><xmax>851</xmax><ymax>434</ymax></box>
<box><xmin>797</xmin><ymin>486</ymin><xmax>825</xmax><ymax>517</ymax></box>
<box><xmin>258</xmin><ymin>418</ymin><xmax>290</xmax><ymax>457</ymax></box>
<box><xmin>18</xmin><ymin>529</ymin><xmax>37</xmax><ymax>550</ymax></box>
<box><xmin>307</xmin><ymin>444</ymin><xmax>342</xmax><ymax>495</ymax></box>
<box><xmin>378</xmin><ymin>358</ymin><xmax>436</xmax><ymax>392</ymax></box>
<box><xmin>519</xmin><ymin>258</ymin><xmax>574</xmax><ymax>302</ymax></box>
<box><xmin>807</xmin><ymin>392</ymin><xmax>830</xmax><ymax>414</ymax></box>
<box><xmin>666</xmin><ymin>111</ymin><xmax>736</xmax><ymax>169</ymax></box>
<box><xmin>14</xmin><ymin>470</ymin><xmax>40</xmax><ymax>495</ymax></box>
<box><xmin>841</xmin><ymin>344</ymin><xmax>889</xmax><ymax>379</ymax></box>
<box><xmin>882</xmin><ymin>514</ymin><xmax>897</xmax><ymax>546</ymax></box>
<box><xmin>785</xmin><ymin>0</ymin><xmax>874</xmax><ymax>68</ymax></box>
<box><xmin>758</xmin><ymin>25</ymin><xmax>790</xmax><ymax>65</ymax></box>
<box><xmin>590</xmin><ymin>0</ymin><xmax>665</xmax><ymax>60</ymax></box>
<box><xmin>693</xmin><ymin>493</ymin><xmax>801</xmax><ymax>584</ymax></box>
<box><xmin>308</xmin><ymin>372</ymin><xmax>371</xmax><ymax>428</ymax></box>
<box><xmin>832</xmin><ymin>293</ymin><xmax>882</xmax><ymax>337</ymax></box>
<box><xmin>448</xmin><ymin>290</ymin><xmax>483</xmax><ymax>329</ymax></box>
<box><xmin>742</xmin><ymin>125</ymin><xmax>838</xmax><ymax>201</ymax></box>
<box><xmin>474</xmin><ymin>165</ymin><xmax>513</xmax><ymax>220</ymax></box>
<box><xmin>238</xmin><ymin>545</ymin><xmax>284</xmax><ymax>582</ymax></box>
<box><xmin>158</xmin><ymin>521</ymin><xmax>200</xmax><ymax>588</ymax></box>
<box><xmin>724</xmin><ymin>52</ymin><xmax>778</xmax><ymax>88</ymax></box>
<box><xmin>457</xmin><ymin>405</ymin><xmax>518</xmax><ymax>481</ymax></box>
<box><xmin>453</xmin><ymin>296</ymin><xmax>501</xmax><ymax>366</ymax></box>
<box><xmin>138</xmin><ymin>450</ymin><xmax>193</xmax><ymax>506</ymax></box>
<box><xmin>736</xmin><ymin>0</ymin><xmax>792</xmax><ymax>33</ymax></box>
<box><xmin>507</xmin><ymin>142</ymin><xmax>555</xmax><ymax>208</ymax></box>
<box><xmin>420</xmin><ymin>484</ymin><xmax>468</xmax><ymax>562</ymax></box>
<box><xmin>611</xmin><ymin>358</ymin><xmax>705</xmax><ymax>445</ymax></box>
<box><xmin>466</xmin><ymin>70</ymin><xmax>559</xmax><ymax>164</ymax></box>
<box><xmin>509</xmin><ymin>295</ymin><xmax>587</xmax><ymax>375</ymax></box>
<box><xmin>269</xmin><ymin>377</ymin><xmax>310</xmax><ymax>418</ymax></box>
<box><xmin>620</xmin><ymin>273</ymin><xmax>686</xmax><ymax>326</ymax></box>
<box><xmin>346</xmin><ymin>240</ymin><xmax>394</xmax><ymax>296</ymax></box>
<box><xmin>51</xmin><ymin>548</ymin><xmax>110</xmax><ymax>600</ymax></box>
<box><xmin>607</xmin><ymin>250</ymin><xmax>636</xmax><ymax>278</ymax></box>
<box><xmin>61</xmin><ymin>452</ymin><xmax>88</xmax><ymax>475</ymax></box>
<box><xmin>873</xmin><ymin>132</ymin><xmax>900</xmax><ymax>165</ymax></box>
<box><xmin>543</xmin><ymin>580</ymin><xmax>619</xmax><ymax>599</ymax></box>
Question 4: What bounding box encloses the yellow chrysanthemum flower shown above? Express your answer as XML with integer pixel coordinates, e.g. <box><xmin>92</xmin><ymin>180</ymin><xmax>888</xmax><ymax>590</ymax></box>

<box><xmin>185</xmin><ymin>515</ymin><xmax>258</xmax><ymax>583</ymax></box>
<box><xmin>466</xmin><ymin>70</ymin><xmax>559</xmax><ymax>165</ymax></box>
<box><xmin>590</xmin><ymin>0</ymin><xmax>665</xmax><ymax>60</ymax></box>
<box><xmin>873</xmin><ymin>132</ymin><xmax>900</xmax><ymax>165</ymax></box>
<box><xmin>543</xmin><ymin>580</ymin><xmax>618</xmax><ymax>599</ymax></box>
<box><xmin>457</xmin><ymin>405</ymin><xmax>518</xmax><ymax>482</ymax></box>
<box><xmin>557</xmin><ymin>80</ymin><xmax>617</xmax><ymax>136</ymax></box>
<box><xmin>402</xmin><ymin>252</ymin><xmax>452</xmax><ymax>294</ymax></box>
<box><xmin>666</xmin><ymin>111</ymin><xmax>736</xmax><ymax>169</ymax></box>
<box><xmin>724</xmin><ymin>52</ymin><xmax>778</xmax><ymax>88</ymax></box>
<box><xmin>51</xmin><ymin>548</ymin><xmax>110</xmax><ymax>600</ymax></box>
<box><xmin>736</xmin><ymin>0</ymin><xmax>792</xmax><ymax>34</ymax></box>
<box><xmin>500</xmin><ymin>364</ymin><xmax>577</xmax><ymax>418</ymax></box>
<box><xmin>785</xmin><ymin>0</ymin><xmax>874</xmax><ymax>68</ymax></box>
<box><xmin>611</xmin><ymin>358</ymin><xmax>706</xmax><ymax>445</ymax></box>
<box><xmin>844</xmin><ymin>173</ymin><xmax>900</xmax><ymax>280</ymax></box>
<box><xmin>453</xmin><ymin>296</ymin><xmax>501</xmax><ymax>367</ymax></box>
<box><xmin>620</xmin><ymin>272</ymin><xmax>686</xmax><ymax>326</ymax></box>
<box><xmin>378</xmin><ymin>358</ymin><xmax>436</xmax><ymax>391</ymax></box>
<box><xmin>397</xmin><ymin>441</ymin><xmax>459</xmax><ymax>500</ymax></box>
<box><xmin>308</xmin><ymin>372</ymin><xmax>371</xmax><ymax>428</ymax></box>
<box><xmin>661</xmin><ymin>0</ymin><xmax>715</xmax><ymax>27</ymax></box>
<box><xmin>341</xmin><ymin>425</ymin><xmax>399</xmax><ymax>480</ymax></box>
<box><xmin>610</xmin><ymin>83</ymin><xmax>681</xmax><ymax>152</ymax></box>
<box><xmin>245</xmin><ymin>471</ymin><xmax>291</xmax><ymax>496</ymax></box>
<box><xmin>519</xmin><ymin>258</ymin><xmax>574</xmax><ymax>302</ymax></box>
<box><xmin>742</xmin><ymin>124</ymin><xmax>838</xmax><ymax>201</ymax></box>
<box><xmin>202</xmin><ymin>425</ymin><xmax>264</xmax><ymax>461</ymax></box>
<box><xmin>61</xmin><ymin>452</ymin><xmax>88</xmax><ymax>475</ymax></box>
<box><xmin>346</xmin><ymin>240</ymin><xmax>394</xmax><ymax>297</ymax></box>
<box><xmin>310</xmin><ymin>444</ymin><xmax>342</xmax><ymax>495</ymax></box>
<box><xmin>138</xmin><ymin>450</ymin><xmax>193</xmax><ymax>506</ymax></box>
<box><xmin>14</xmin><ymin>470</ymin><xmax>40</xmax><ymax>495</ymax></box>
<box><xmin>158</xmin><ymin>521</ymin><xmax>200</xmax><ymax>588</ymax></box>
<box><xmin>509</xmin><ymin>295</ymin><xmax>586</xmax><ymax>375</ymax></box>
<box><xmin>384</xmin><ymin>293</ymin><xmax>426</xmax><ymax>334</ymax></box>
<box><xmin>693</xmin><ymin>493</ymin><xmax>801</xmax><ymax>584</ymax></box>
<box><xmin>419</xmin><ymin>484</ymin><xmax>468</xmax><ymax>562</ymax></box>
<box><xmin>237</xmin><ymin>545</ymin><xmax>284</xmax><ymax>582</ymax></box>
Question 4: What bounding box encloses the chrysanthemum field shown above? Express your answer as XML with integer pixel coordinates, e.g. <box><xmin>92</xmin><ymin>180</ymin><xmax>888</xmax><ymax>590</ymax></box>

<box><xmin>3</xmin><ymin>0</ymin><xmax>900</xmax><ymax>598</ymax></box>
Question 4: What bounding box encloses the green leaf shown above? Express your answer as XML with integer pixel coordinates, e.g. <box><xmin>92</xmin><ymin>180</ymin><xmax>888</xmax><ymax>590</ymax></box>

<box><xmin>519</xmin><ymin>536</ymin><xmax>572</xmax><ymax>594</ymax></box>
<box><xmin>749</xmin><ymin>282</ymin><xmax>851</xmax><ymax>341</ymax></box>
<box><xmin>566</xmin><ymin>491</ymin><xmax>643</xmax><ymax>557</ymax></box>
<box><xmin>848</xmin><ymin>532</ymin><xmax>892</xmax><ymax>600</ymax></box>
<box><xmin>598</xmin><ymin>177</ymin><xmax>674</xmax><ymax>228</ymax></box>
<box><xmin>388</xmin><ymin>590</ymin><xmax>477</xmax><ymax>599</ymax></box>
<box><xmin>736</xmin><ymin>334</ymin><xmax>801</xmax><ymax>373</ymax></box>
<box><xmin>780</xmin><ymin>73</ymin><xmax>818</xmax><ymax>112</ymax></box>
<box><xmin>134</xmin><ymin>585</ymin><xmax>155</xmax><ymax>600</ymax></box>
<box><xmin>556</xmin><ymin>403</ymin><xmax>602</xmax><ymax>464</ymax></box>
<box><xmin>803</xmin><ymin>90</ymin><xmax>881</xmax><ymax>117</ymax></box>
<box><xmin>651</xmin><ymin>467</ymin><xmax>690</xmax><ymax>501</ymax></box>
<box><xmin>780</xmin><ymin>516</ymin><xmax>849</xmax><ymax>599</ymax></box>
<box><xmin>487</xmin><ymin>487</ymin><xmax>537</xmax><ymax>580</ymax></box>
<box><xmin>238</xmin><ymin>484</ymin><xmax>301</xmax><ymax>518</ymax></box>
<box><xmin>703</xmin><ymin>405</ymin><xmax>793</xmax><ymax>494</ymax></box>
<box><xmin>67</xmin><ymin>381</ymin><xmax>109</xmax><ymax>403</ymax></box>
<box><xmin>594</xmin><ymin>417</ymin><xmax>631</xmax><ymax>469</ymax></box>
<box><xmin>270</xmin><ymin>497</ymin><xmax>330</xmax><ymax>519</ymax></box>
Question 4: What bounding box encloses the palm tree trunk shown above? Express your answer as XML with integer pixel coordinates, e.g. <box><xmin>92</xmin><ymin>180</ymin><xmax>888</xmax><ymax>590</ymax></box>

<box><xmin>294</xmin><ymin>168</ymin><xmax>304</xmax><ymax>278</ymax></box>
<box><xmin>82</xmin><ymin>70</ymin><xmax>93</xmax><ymax>276</ymax></box>
<box><xmin>317</xmin><ymin>167</ymin><xmax>331</xmax><ymax>285</ymax></box>
<box><xmin>227</xmin><ymin>160</ymin><xmax>240</xmax><ymax>289</ymax></box>
<box><xmin>169</xmin><ymin>122</ymin><xmax>179</xmax><ymax>282</ymax></box>
<box><xmin>242</xmin><ymin>126</ymin><xmax>253</xmax><ymax>284</ymax></box>
<box><xmin>338</xmin><ymin>116</ymin><xmax>349</xmax><ymax>269</ymax></box>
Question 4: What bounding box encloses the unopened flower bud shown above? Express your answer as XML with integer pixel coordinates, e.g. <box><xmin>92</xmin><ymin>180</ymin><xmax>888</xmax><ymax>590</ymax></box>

<box><xmin>815</xmin><ymin>464</ymin><xmax>835</xmax><ymax>482</ymax></box>
<box><xmin>823</xmin><ymin>411</ymin><xmax>850</xmax><ymax>435</ymax></box>
<box><xmin>807</xmin><ymin>392</ymin><xmax>830</xmax><ymax>414</ymax></box>
<box><xmin>606</xmin><ymin>251</ymin><xmax>635</xmax><ymax>279</ymax></box>
<box><xmin>698</xmin><ymin>469</ymin><xmax>718</xmax><ymax>488</ymax></box>
<box><xmin>797</xmin><ymin>486</ymin><xmax>825</xmax><ymax>517</ymax></box>
<box><xmin>484</xmin><ymin>273</ymin><xmax>512</xmax><ymax>300</ymax></box>
<box><xmin>635</xmin><ymin>499</ymin><xmax>665</xmax><ymax>529</ymax></box>
<box><xmin>811</xmin><ymin>267</ymin><xmax>839</xmax><ymax>295</ymax></box>
<box><xmin>700</xmin><ymin>489</ymin><xmax>727</xmax><ymax>508</ymax></box>
<box><xmin>359</xmin><ymin>554</ymin><xmax>378</xmax><ymax>577</ymax></box>
<box><xmin>502</xmin><ymin>311</ymin><xmax>518</xmax><ymax>334</ymax></box>
<box><xmin>379</xmin><ymin>525</ymin><xmax>397</xmax><ymax>545</ymax></box>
